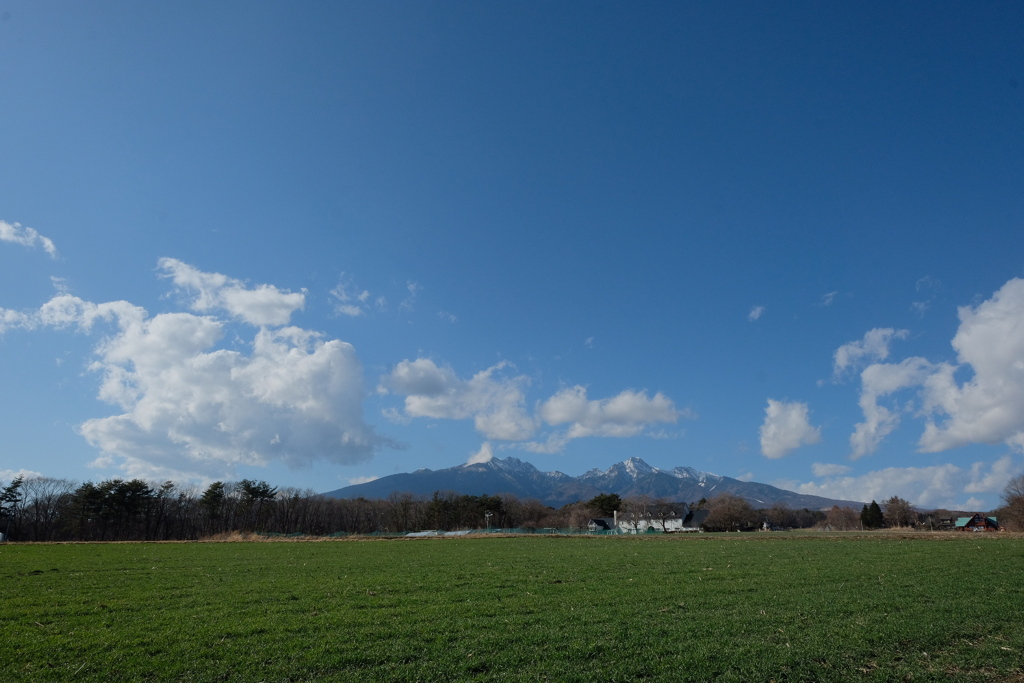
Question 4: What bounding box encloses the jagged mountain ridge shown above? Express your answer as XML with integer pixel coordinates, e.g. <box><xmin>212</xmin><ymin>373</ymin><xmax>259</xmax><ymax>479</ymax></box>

<box><xmin>323</xmin><ymin>456</ymin><xmax>864</xmax><ymax>510</ymax></box>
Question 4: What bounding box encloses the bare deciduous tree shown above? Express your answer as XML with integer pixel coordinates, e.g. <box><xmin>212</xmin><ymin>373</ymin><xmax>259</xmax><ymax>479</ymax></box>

<box><xmin>519</xmin><ymin>498</ymin><xmax>554</xmax><ymax>529</ymax></box>
<box><xmin>704</xmin><ymin>494</ymin><xmax>756</xmax><ymax>532</ymax></box>
<box><xmin>1001</xmin><ymin>474</ymin><xmax>1024</xmax><ymax>531</ymax></box>
<box><xmin>652</xmin><ymin>498</ymin><xmax>679</xmax><ymax>533</ymax></box>
<box><xmin>823</xmin><ymin>505</ymin><xmax>861</xmax><ymax>531</ymax></box>
<box><xmin>764</xmin><ymin>502</ymin><xmax>794</xmax><ymax>529</ymax></box>
<box><xmin>883</xmin><ymin>496</ymin><xmax>916</xmax><ymax>528</ymax></box>
<box><xmin>19</xmin><ymin>477</ymin><xmax>75</xmax><ymax>541</ymax></box>
<box><xmin>621</xmin><ymin>495</ymin><xmax>653</xmax><ymax>532</ymax></box>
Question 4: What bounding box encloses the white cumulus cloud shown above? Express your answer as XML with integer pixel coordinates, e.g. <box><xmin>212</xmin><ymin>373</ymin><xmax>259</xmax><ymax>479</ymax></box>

<box><xmin>0</xmin><ymin>220</ymin><xmax>57</xmax><ymax>258</ymax></box>
<box><xmin>384</xmin><ymin>362</ymin><xmax>686</xmax><ymax>452</ymax></box>
<box><xmin>3</xmin><ymin>261</ymin><xmax>384</xmax><ymax>480</ymax></box>
<box><xmin>850</xmin><ymin>357</ymin><xmax>935</xmax><ymax>459</ymax></box>
<box><xmin>81</xmin><ymin>321</ymin><xmax>380</xmax><ymax>478</ymax></box>
<box><xmin>964</xmin><ymin>455</ymin><xmax>1017</xmax><ymax>494</ymax></box>
<box><xmin>1</xmin><ymin>294</ymin><xmax>142</xmax><ymax>335</ymax></box>
<box><xmin>840</xmin><ymin>278</ymin><xmax>1024</xmax><ymax>458</ymax></box>
<box><xmin>779</xmin><ymin>456</ymin><xmax>1019</xmax><ymax>509</ymax></box>
<box><xmin>919</xmin><ymin>278</ymin><xmax>1024</xmax><ymax>453</ymax></box>
<box><xmin>1</xmin><ymin>468</ymin><xmax>45</xmax><ymax>481</ymax></box>
<box><xmin>748</xmin><ymin>306</ymin><xmax>765</xmax><ymax>322</ymax></box>
<box><xmin>383</xmin><ymin>359</ymin><xmax>536</xmax><ymax>441</ymax></box>
<box><xmin>539</xmin><ymin>385</ymin><xmax>683</xmax><ymax>439</ymax></box>
<box><xmin>759</xmin><ymin>399</ymin><xmax>821</xmax><ymax>459</ymax></box>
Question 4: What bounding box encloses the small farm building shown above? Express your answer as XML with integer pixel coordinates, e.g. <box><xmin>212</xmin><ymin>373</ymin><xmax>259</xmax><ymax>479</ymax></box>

<box><xmin>954</xmin><ymin>513</ymin><xmax>1000</xmax><ymax>532</ymax></box>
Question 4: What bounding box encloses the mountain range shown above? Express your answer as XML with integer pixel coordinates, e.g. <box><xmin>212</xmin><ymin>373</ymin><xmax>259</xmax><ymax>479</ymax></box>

<box><xmin>323</xmin><ymin>457</ymin><xmax>864</xmax><ymax>510</ymax></box>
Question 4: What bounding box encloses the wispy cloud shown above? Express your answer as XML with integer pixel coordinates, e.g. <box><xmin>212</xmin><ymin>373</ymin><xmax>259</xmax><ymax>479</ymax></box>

<box><xmin>0</xmin><ymin>220</ymin><xmax>57</xmax><ymax>258</ymax></box>
<box><xmin>0</xmin><ymin>308</ymin><xmax>33</xmax><ymax>334</ymax></box>
<box><xmin>811</xmin><ymin>462</ymin><xmax>851</xmax><ymax>477</ymax></box>
<box><xmin>916</xmin><ymin>276</ymin><xmax>942</xmax><ymax>293</ymax></box>
<box><xmin>330</xmin><ymin>274</ymin><xmax>371</xmax><ymax>317</ymax></box>
<box><xmin>748</xmin><ymin>305</ymin><xmax>765</xmax><ymax>322</ymax></box>
<box><xmin>911</xmin><ymin>276</ymin><xmax>942</xmax><ymax>317</ymax></box>
<box><xmin>399</xmin><ymin>282</ymin><xmax>421</xmax><ymax>312</ymax></box>
<box><xmin>159</xmin><ymin>257</ymin><xmax>305</xmax><ymax>327</ymax></box>
<box><xmin>833</xmin><ymin>328</ymin><xmax>908</xmax><ymax>379</ymax></box>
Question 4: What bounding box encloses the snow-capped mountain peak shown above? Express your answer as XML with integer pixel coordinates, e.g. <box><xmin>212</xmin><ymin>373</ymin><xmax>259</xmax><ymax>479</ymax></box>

<box><xmin>582</xmin><ymin>457</ymin><xmax>659</xmax><ymax>481</ymax></box>
<box><xmin>669</xmin><ymin>466</ymin><xmax>721</xmax><ymax>483</ymax></box>
<box><xmin>487</xmin><ymin>456</ymin><xmax>537</xmax><ymax>474</ymax></box>
<box><xmin>623</xmin><ymin>457</ymin><xmax>656</xmax><ymax>478</ymax></box>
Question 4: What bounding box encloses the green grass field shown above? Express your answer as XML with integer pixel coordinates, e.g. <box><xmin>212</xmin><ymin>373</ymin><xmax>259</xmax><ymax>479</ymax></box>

<box><xmin>1</xmin><ymin>534</ymin><xmax>1022</xmax><ymax>682</ymax></box>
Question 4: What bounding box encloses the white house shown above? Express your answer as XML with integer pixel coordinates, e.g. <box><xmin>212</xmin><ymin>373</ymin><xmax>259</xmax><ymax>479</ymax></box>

<box><xmin>589</xmin><ymin>507</ymin><xmax>708</xmax><ymax>533</ymax></box>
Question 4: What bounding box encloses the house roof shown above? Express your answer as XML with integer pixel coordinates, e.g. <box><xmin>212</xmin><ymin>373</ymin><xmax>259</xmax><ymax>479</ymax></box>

<box><xmin>955</xmin><ymin>514</ymin><xmax>998</xmax><ymax>528</ymax></box>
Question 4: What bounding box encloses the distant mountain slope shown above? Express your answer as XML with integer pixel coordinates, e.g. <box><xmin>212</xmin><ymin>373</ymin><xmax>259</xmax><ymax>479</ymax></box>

<box><xmin>323</xmin><ymin>457</ymin><xmax>864</xmax><ymax>510</ymax></box>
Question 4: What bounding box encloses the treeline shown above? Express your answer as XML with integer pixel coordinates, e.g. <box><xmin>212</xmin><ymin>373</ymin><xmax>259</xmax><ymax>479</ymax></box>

<box><xmin>3</xmin><ymin>474</ymin><xmax>1017</xmax><ymax>542</ymax></box>
<box><xmin>0</xmin><ymin>476</ymin><xmax>608</xmax><ymax>541</ymax></box>
<box><xmin>0</xmin><ymin>477</ymin><xmax>519</xmax><ymax>542</ymax></box>
<box><xmin>0</xmin><ymin>476</ymin><xmax>829</xmax><ymax>541</ymax></box>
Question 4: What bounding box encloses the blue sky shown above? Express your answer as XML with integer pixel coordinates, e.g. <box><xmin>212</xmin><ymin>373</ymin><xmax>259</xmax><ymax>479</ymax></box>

<box><xmin>2</xmin><ymin>2</ymin><xmax>1023</xmax><ymax>510</ymax></box>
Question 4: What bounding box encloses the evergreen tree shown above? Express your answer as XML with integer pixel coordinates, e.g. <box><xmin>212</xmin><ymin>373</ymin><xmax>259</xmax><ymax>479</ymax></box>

<box><xmin>1</xmin><ymin>476</ymin><xmax>24</xmax><ymax>541</ymax></box>
<box><xmin>238</xmin><ymin>479</ymin><xmax>278</xmax><ymax>531</ymax></box>
<box><xmin>200</xmin><ymin>482</ymin><xmax>227</xmax><ymax>534</ymax></box>
<box><xmin>587</xmin><ymin>493</ymin><xmax>623</xmax><ymax>517</ymax></box>
<box><xmin>0</xmin><ymin>476</ymin><xmax>23</xmax><ymax>514</ymax></box>
<box><xmin>861</xmin><ymin>500</ymin><xmax>884</xmax><ymax>529</ymax></box>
